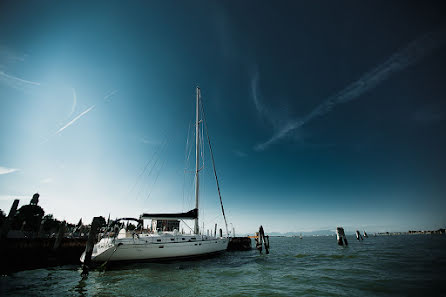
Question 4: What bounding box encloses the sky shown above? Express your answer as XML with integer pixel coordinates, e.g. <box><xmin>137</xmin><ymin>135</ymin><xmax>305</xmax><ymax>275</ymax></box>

<box><xmin>1</xmin><ymin>1</ymin><xmax>446</xmax><ymax>234</ymax></box>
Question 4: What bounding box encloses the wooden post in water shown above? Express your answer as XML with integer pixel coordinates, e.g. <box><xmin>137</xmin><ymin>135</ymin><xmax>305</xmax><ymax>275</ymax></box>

<box><xmin>53</xmin><ymin>221</ymin><xmax>66</xmax><ymax>250</ymax></box>
<box><xmin>255</xmin><ymin>231</ymin><xmax>262</xmax><ymax>253</ymax></box>
<box><xmin>259</xmin><ymin>225</ymin><xmax>269</xmax><ymax>254</ymax></box>
<box><xmin>81</xmin><ymin>217</ymin><xmax>102</xmax><ymax>276</ymax></box>
<box><xmin>0</xmin><ymin>199</ymin><xmax>19</xmax><ymax>240</ymax></box>
<box><xmin>336</xmin><ymin>227</ymin><xmax>348</xmax><ymax>246</ymax></box>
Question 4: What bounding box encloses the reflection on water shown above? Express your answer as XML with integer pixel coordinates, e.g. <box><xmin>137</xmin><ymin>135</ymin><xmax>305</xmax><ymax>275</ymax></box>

<box><xmin>1</xmin><ymin>235</ymin><xmax>446</xmax><ymax>297</ymax></box>
<box><xmin>72</xmin><ymin>276</ymin><xmax>87</xmax><ymax>297</ymax></box>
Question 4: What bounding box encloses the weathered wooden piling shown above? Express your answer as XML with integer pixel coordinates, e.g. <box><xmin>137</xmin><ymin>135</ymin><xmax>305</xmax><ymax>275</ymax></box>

<box><xmin>255</xmin><ymin>225</ymin><xmax>269</xmax><ymax>254</ymax></box>
<box><xmin>81</xmin><ymin>217</ymin><xmax>102</xmax><ymax>276</ymax></box>
<box><xmin>0</xmin><ymin>199</ymin><xmax>19</xmax><ymax>239</ymax></box>
<box><xmin>255</xmin><ymin>232</ymin><xmax>262</xmax><ymax>252</ymax></box>
<box><xmin>53</xmin><ymin>221</ymin><xmax>66</xmax><ymax>250</ymax></box>
<box><xmin>336</xmin><ymin>227</ymin><xmax>348</xmax><ymax>246</ymax></box>
<box><xmin>227</xmin><ymin>237</ymin><xmax>252</xmax><ymax>251</ymax></box>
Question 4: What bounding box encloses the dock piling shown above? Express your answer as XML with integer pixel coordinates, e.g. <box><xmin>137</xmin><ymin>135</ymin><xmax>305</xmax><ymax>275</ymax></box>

<box><xmin>336</xmin><ymin>227</ymin><xmax>348</xmax><ymax>246</ymax></box>
<box><xmin>53</xmin><ymin>221</ymin><xmax>66</xmax><ymax>250</ymax></box>
<box><xmin>255</xmin><ymin>225</ymin><xmax>269</xmax><ymax>254</ymax></box>
<box><xmin>81</xmin><ymin>217</ymin><xmax>102</xmax><ymax>276</ymax></box>
<box><xmin>0</xmin><ymin>199</ymin><xmax>19</xmax><ymax>240</ymax></box>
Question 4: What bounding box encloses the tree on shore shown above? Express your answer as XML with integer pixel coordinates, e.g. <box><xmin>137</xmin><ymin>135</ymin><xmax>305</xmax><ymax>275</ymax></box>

<box><xmin>0</xmin><ymin>209</ymin><xmax>6</xmax><ymax>227</ymax></box>
<box><xmin>12</xmin><ymin>204</ymin><xmax>44</xmax><ymax>232</ymax></box>
<box><xmin>41</xmin><ymin>214</ymin><xmax>61</xmax><ymax>234</ymax></box>
<box><xmin>97</xmin><ymin>216</ymin><xmax>107</xmax><ymax>228</ymax></box>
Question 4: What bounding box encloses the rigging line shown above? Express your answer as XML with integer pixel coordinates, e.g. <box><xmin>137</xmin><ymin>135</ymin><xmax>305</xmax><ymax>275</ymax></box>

<box><xmin>135</xmin><ymin>141</ymin><xmax>164</xmax><ymax>200</ymax></box>
<box><xmin>185</xmin><ymin>122</ymin><xmax>198</xmax><ymax>208</ymax></box>
<box><xmin>180</xmin><ymin>219</ymin><xmax>194</xmax><ymax>232</ymax></box>
<box><xmin>200</xmin><ymin>111</ymin><xmax>205</xmax><ymax>171</ymax></box>
<box><xmin>129</xmin><ymin>139</ymin><xmax>162</xmax><ymax>193</ymax></box>
<box><xmin>146</xmin><ymin>157</ymin><xmax>167</xmax><ymax>201</ymax></box>
<box><xmin>136</xmin><ymin>137</ymin><xmax>169</xmax><ymax>200</ymax></box>
<box><xmin>130</xmin><ymin>137</ymin><xmax>167</xmax><ymax>195</ymax></box>
<box><xmin>183</xmin><ymin>121</ymin><xmax>192</xmax><ymax>211</ymax></box>
<box><xmin>200</xmin><ymin>99</ymin><xmax>229</xmax><ymax>237</ymax></box>
<box><xmin>145</xmin><ymin>133</ymin><xmax>173</xmax><ymax>201</ymax></box>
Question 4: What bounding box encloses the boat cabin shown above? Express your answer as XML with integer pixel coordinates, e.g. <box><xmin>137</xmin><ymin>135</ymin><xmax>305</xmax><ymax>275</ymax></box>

<box><xmin>151</xmin><ymin>219</ymin><xmax>180</xmax><ymax>232</ymax></box>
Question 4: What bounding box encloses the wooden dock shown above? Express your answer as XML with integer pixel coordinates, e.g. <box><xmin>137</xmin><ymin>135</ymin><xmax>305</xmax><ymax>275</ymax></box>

<box><xmin>0</xmin><ymin>238</ymin><xmax>87</xmax><ymax>273</ymax></box>
<box><xmin>227</xmin><ymin>237</ymin><xmax>252</xmax><ymax>251</ymax></box>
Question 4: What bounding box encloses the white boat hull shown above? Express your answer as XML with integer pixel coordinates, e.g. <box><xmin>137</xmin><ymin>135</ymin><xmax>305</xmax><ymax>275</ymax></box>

<box><xmin>81</xmin><ymin>235</ymin><xmax>229</xmax><ymax>263</ymax></box>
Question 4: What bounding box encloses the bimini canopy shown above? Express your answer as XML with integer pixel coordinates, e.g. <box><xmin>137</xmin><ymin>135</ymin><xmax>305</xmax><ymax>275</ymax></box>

<box><xmin>140</xmin><ymin>208</ymin><xmax>198</xmax><ymax>220</ymax></box>
<box><xmin>113</xmin><ymin>218</ymin><xmax>143</xmax><ymax>225</ymax></box>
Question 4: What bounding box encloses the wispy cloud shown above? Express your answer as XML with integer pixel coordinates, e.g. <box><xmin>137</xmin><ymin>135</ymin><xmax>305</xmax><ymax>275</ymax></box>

<box><xmin>251</xmin><ymin>72</ymin><xmax>264</xmax><ymax>116</ymax></box>
<box><xmin>40</xmin><ymin>177</ymin><xmax>54</xmax><ymax>184</ymax></box>
<box><xmin>140</xmin><ymin>136</ymin><xmax>161</xmax><ymax>145</ymax></box>
<box><xmin>0</xmin><ymin>166</ymin><xmax>19</xmax><ymax>175</ymax></box>
<box><xmin>255</xmin><ymin>25</ymin><xmax>446</xmax><ymax>151</ymax></box>
<box><xmin>56</xmin><ymin>105</ymin><xmax>96</xmax><ymax>135</ymax></box>
<box><xmin>0</xmin><ymin>46</ymin><xmax>40</xmax><ymax>92</ymax></box>
<box><xmin>0</xmin><ymin>194</ymin><xmax>28</xmax><ymax>201</ymax></box>
<box><xmin>69</xmin><ymin>88</ymin><xmax>77</xmax><ymax>117</ymax></box>
<box><xmin>0</xmin><ymin>46</ymin><xmax>26</xmax><ymax>64</ymax></box>
<box><xmin>104</xmin><ymin>89</ymin><xmax>118</xmax><ymax>101</ymax></box>
<box><xmin>233</xmin><ymin>150</ymin><xmax>247</xmax><ymax>158</ymax></box>
<box><xmin>0</xmin><ymin>70</ymin><xmax>40</xmax><ymax>91</ymax></box>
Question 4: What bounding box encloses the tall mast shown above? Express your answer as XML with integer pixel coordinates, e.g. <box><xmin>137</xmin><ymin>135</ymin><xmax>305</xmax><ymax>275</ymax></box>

<box><xmin>194</xmin><ymin>86</ymin><xmax>200</xmax><ymax>235</ymax></box>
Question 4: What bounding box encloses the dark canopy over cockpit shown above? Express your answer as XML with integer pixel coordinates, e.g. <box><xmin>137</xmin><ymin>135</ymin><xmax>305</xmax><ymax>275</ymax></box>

<box><xmin>140</xmin><ymin>208</ymin><xmax>198</xmax><ymax>220</ymax></box>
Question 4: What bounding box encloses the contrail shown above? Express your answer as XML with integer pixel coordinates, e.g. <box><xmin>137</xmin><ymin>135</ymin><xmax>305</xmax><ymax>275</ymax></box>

<box><xmin>69</xmin><ymin>88</ymin><xmax>77</xmax><ymax>118</ymax></box>
<box><xmin>251</xmin><ymin>72</ymin><xmax>264</xmax><ymax>115</ymax></box>
<box><xmin>0</xmin><ymin>70</ymin><xmax>40</xmax><ymax>90</ymax></box>
<box><xmin>56</xmin><ymin>105</ymin><xmax>96</xmax><ymax>135</ymax></box>
<box><xmin>104</xmin><ymin>89</ymin><xmax>118</xmax><ymax>101</ymax></box>
<box><xmin>255</xmin><ymin>25</ymin><xmax>446</xmax><ymax>151</ymax></box>
<box><xmin>53</xmin><ymin>89</ymin><xmax>117</xmax><ymax>137</ymax></box>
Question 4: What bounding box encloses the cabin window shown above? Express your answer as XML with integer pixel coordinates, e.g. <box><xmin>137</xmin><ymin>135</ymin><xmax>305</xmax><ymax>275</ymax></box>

<box><xmin>191</xmin><ymin>237</ymin><xmax>196</xmax><ymax>240</ymax></box>
<box><xmin>157</xmin><ymin>239</ymin><xmax>161</xmax><ymax>242</ymax></box>
<box><xmin>170</xmin><ymin>238</ymin><xmax>174</xmax><ymax>241</ymax></box>
<box><xmin>182</xmin><ymin>238</ymin><xmax>185</xmax><ymax>240</ymax></box>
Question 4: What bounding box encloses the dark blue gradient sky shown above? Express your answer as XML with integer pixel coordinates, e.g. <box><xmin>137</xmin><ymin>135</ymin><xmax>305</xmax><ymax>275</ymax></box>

<box><xmin>1</xmin><ymin>1</ymin><xmax>445</xmax><ymax>233</ymax></box>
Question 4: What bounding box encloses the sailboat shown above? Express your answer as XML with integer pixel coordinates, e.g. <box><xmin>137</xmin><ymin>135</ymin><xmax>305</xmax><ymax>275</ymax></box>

<box><xmin>80</xmin><ymin>87</ymin><xmax>229</xmax><ymax>263</ymax></box>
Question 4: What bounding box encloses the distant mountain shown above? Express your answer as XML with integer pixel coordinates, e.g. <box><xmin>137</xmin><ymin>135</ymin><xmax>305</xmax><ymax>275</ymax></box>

<box><xmin>267</xmin><ymin>229</ymin><xmax>336</xmax><ymax>237</ymax></box>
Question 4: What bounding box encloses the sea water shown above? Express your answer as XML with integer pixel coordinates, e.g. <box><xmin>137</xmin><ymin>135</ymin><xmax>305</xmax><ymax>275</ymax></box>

<box><xmin>1</xmin><ymin>235</ymin><xmax>445</xmax><ymax>296</ymax></box>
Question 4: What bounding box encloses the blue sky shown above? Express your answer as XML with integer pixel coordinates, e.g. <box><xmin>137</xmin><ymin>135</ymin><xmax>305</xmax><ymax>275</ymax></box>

<box><xmin>1</xmin><ymin>1</ymin><xmax>445</xmax><ymax>234</ymax></box>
